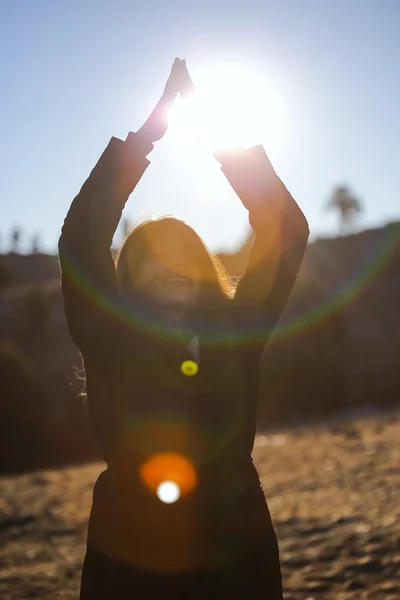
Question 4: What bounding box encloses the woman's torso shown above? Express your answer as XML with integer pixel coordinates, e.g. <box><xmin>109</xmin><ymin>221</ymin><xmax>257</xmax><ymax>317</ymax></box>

<box><xmin>83</xmin><ymin>296</ymin><xmax>266</xmax><ymax>571</ymax></box>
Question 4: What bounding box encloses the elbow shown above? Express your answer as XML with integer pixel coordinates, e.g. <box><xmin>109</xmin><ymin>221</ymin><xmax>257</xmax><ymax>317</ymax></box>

<box><xmin>58</xmin><ymin>233</ymin><xmax>65</xmax><ymax>264</ymax></box>
<box><xmin>286</xmin><ymin>200</ymin><xmax>310</xmax><ymax>249</ymax></box>
<box><xmin>300</xmin><ymin>205</ymin><xmax>310</xmax><ymax>239</ymax></box>
<box><xmin>58</xmin><ymin>221</ymin><xmax>66</xmax><ymax>250</ymax></box>
<box><xmin>58</xmin><ymin>215</ymin><xmax>79</xmax><ymax>269</ymax></box>
<box><xmin>58</xmin><ymin>195</ymin><xmax>87</xmax><ymax>259</ymax></box>
<box><xmin>303</xmin><ymin>218</ymin><xmax>310</xmax><ymax>243</ymax></box>
<box><xmin>58</xmin><ymin>229</ymin><xmax>69</xmax><ymax>275</ymax></box>
<box><xmin>58</xmin><ymin>224</ymin><xmax>65</xmax><ymax>257</ymax></box>
<box><xmin>58</xmin><ymin>220</ymin><xmax>70</xmax><ymax>259</ymax></box>
<box><xmin>293</xmin><ymin>200</ymin><xmax>309</xmax><ymax>237</ymax></box>
<box><xmin>298</xmin><ymin>218</ymin><xmax>310</xmax><ymax>255</ymax></box>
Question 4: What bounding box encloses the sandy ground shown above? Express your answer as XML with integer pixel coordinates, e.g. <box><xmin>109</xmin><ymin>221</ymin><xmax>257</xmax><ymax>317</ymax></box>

<box><xmin>0</xmin><ymin>411</ymin><xmax>399</xmax><ymax>599</ymax></box>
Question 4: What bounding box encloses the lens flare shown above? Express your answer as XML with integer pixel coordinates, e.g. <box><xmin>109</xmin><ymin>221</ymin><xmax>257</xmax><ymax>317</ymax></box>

<box><xmin>181</xmin><ymin>359</ymin><xmax>199</xmax><ymax>376</ymax></box>
<box><xmin>169</xmin><ymin>63</ymin><xmax>286</xmax><ymax>150</ymax></box>
<box><xmin>140</xmin><ymin>452</ymin><xmax>197</xmax><ymax>498</ymax></box>
<box><xmin>157</xmin><ymin>480</ymin><xmax>180</xmax><ymax>503</ymax></box>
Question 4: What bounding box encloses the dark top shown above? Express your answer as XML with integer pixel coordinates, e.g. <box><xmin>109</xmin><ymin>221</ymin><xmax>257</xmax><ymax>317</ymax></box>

<box><xmin>58</xmin><ymin>133</ymin><xmax>309</xmax><ymax>572</ymax></box>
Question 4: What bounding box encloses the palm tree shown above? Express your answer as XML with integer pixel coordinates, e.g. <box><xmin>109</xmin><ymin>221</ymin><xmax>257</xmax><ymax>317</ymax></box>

<box><xmin>327</xmin><ymin>185</ymin><xmax>363</xmax><ymax>233</ymax></box>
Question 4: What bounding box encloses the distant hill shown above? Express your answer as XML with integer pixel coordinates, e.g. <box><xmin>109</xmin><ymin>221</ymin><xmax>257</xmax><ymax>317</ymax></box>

<box><xmin>0</xmin><ymin>253</ymin><xmax>60</xmax><ymax>288</ymax></box>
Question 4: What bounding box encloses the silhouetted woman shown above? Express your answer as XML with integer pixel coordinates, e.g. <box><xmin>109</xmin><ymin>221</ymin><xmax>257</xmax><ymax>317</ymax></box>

<box><xmin>59</xmin><ymin>59</ymin><xmax>309</xmax><ymax>599</ymax></box>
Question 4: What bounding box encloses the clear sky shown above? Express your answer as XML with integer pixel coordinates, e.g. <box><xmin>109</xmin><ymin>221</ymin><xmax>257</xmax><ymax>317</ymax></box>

<box><xmin>0</xmin><ymin>0</ymin><xmax>399</xmax><ymax>254</ymax></box>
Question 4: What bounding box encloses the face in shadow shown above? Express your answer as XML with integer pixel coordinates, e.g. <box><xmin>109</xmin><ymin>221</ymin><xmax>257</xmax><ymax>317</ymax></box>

<box><xmin>134</xmin><ymin>228</ymin><xmax>201</xmax><ymax>308</ymax></box>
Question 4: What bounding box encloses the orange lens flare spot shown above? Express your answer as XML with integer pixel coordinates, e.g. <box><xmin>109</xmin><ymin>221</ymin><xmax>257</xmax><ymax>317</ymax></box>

<box><xmin>181</xmin><ymin>360</ymin><xmax>199</xmax><ymax>376</ymax></box>
<box><xmin>140</xmin><ymin>452</ymin><xmax>197</xmax><ymax>498</ymax></box>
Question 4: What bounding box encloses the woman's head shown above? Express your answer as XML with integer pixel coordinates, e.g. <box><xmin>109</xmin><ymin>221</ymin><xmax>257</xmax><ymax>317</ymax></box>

<box><xmin>115</xmin><ymin>217</ymin><xmax>232</xmax><ymax>308</ymax></box>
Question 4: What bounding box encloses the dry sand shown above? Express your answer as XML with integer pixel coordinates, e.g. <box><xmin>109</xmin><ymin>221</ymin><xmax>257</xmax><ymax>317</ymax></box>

<box><xmin>1</xmin><ymin>411</ymin><xmax>399</xmax><ymax>599</ymax></box>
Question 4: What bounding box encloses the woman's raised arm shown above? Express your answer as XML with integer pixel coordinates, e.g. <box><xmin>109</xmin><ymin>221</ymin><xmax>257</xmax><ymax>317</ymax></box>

<box><xmin>58</xmin><ymin>133</ymin><xmax>154</xmax><ymax>353</ymax></box>
<box><xmin>215</xmin><ymin>145</ymin><xmax>309</xmax><ymax>353</ymax></box>
<box><xmin>59</xmin><ymin>58</ymin><xmax>190</xmax><ymax>353</ymax></box>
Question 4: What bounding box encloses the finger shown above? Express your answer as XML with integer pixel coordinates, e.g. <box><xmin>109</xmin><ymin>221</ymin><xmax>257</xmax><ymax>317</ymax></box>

<box><xmin>180</xmin><ymin>60</ymin><xmax>196</xmax><ymax>98</ymax></box>
<box><xmin>172</xmin><ymin>57</ymin><xmax>182</xmax><ymax>72</ymax></box>
<box><xmin>166</xmin><ymin>58</ymin><xmax>182</xmax><ymax>83</ymax></box>
<box><xmin>163</xmin><ymin>59</ymin><xmax>187</xmax><ymax>99</ymax></box>
<box><xmin>173</xmin><ymin>59</ymin><xmax>189</xmax><ymax>83</ymax></box>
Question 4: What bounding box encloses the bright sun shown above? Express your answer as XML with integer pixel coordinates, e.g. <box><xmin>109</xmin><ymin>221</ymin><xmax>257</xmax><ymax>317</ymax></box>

<box><xmin>169</xmin><ymin>64</ymin><xmax>285</xmax><ymax>150</ymax></box>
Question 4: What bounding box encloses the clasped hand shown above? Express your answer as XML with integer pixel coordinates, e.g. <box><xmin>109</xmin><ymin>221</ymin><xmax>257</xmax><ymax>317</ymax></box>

<box><xmin>136</xmin><ymin>58</ymin><xmax>195</xmax><ymax>144</ymax></box>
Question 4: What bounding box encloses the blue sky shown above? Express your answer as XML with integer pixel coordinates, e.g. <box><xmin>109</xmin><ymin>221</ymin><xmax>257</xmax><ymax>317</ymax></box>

<box><xmin>0</xmin><ymin>0</ymin><xmax>399</xmax><ymax>254</ymax></box>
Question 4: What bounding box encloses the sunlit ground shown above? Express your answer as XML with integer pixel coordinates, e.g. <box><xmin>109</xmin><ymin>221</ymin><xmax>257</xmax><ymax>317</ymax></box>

<box><xmin>1</xmin><ymin>411</ymin><xmax>399</xmax><ymax>599</ymax></box>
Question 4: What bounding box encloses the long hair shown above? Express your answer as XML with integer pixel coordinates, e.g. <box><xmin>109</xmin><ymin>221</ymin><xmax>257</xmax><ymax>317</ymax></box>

<box><xmin>114</xmin><ymin>216</ymin><xmax>234</xmax><ymax>302</ymax></box>
<box><xmin>78</xmin><ymin>217</ymin><xmax>235</xmax><ymax>398</ymax></box>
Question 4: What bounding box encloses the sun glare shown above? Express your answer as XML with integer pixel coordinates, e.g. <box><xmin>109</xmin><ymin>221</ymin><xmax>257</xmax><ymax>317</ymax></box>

<box><xmin>157</xmin><ymin>480</ymin><xmax>181</xmax><ymax>503</ymax></box>
<box><xmin>169</xmin><ymin>64</ymin><xmax>285</xmax><ymax>150</ymax></box>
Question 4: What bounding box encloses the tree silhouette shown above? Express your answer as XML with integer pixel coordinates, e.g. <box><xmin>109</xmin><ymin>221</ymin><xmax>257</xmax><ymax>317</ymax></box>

<box><xmin>11</xmin><ymin>227</ymin><xmax>22</xmax><ymax>253</ymax></box>
<box><xmin>31</xmin><ymin>233</ymin><xmax>41</xmax><ymax>254</ymax></box>
<box><xmin>327</xmin><ymin>185</ymin><xmax>362</xmax><ymax>233</ymax></box>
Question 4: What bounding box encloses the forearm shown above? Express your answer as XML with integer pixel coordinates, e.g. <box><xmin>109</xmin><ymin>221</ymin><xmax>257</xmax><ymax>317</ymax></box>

<box><xmin>215</xmin><ymin>144</ymin><xmax>305</xmax><ymax>218</ymax></box>
<box><xmin>215</xmin><ymin>144</ymin><xmax>308</xmax><ymax>255</ymax></box>
<box><xmin>216</xmin><ymin>145</ymin><xmax>309</xmax><ymax>307</ymax></box>
<box><xmin>135</xmin><ymin>92</ymin><xmax>173</xmax><ymax>144</ymax></box>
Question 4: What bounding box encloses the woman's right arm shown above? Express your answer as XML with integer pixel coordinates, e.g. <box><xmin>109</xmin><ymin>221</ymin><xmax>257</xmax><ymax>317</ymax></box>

<box><xmin>59</xmin><ymin>59</ymin><xmax>189</xmax><ymax>353</ymax></box>
<box><xmin>58</xmin><ymin>133</ymin><xmax>154</xmax><ymax>353</ymax></box>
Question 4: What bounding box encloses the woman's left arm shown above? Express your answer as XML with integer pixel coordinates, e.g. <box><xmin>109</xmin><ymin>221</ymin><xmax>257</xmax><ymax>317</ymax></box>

<box><xmin>215</xmin><ymin>145</ymin><xmax>310</xmax><ymax>351</ymax></box>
